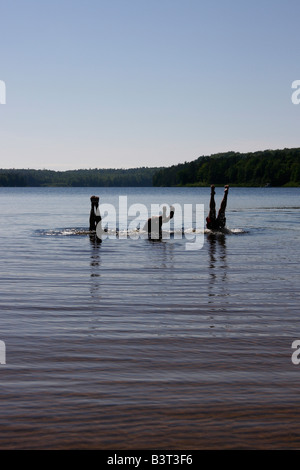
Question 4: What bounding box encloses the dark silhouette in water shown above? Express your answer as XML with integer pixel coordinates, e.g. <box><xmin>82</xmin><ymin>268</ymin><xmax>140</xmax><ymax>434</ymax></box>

<box><xmin>143</xmin><ymin>205</ymin><xmax>175</xmax><ymax>240</ymax></box>
<box><xmin>89</xmin><ymin>196</ymin><xmax>102</xmax><ymax>232</ymax></box>
<box><xmin>206</xmin><ymin>185</ymin><xmax>229</xmax><ymax>231</ymax></box>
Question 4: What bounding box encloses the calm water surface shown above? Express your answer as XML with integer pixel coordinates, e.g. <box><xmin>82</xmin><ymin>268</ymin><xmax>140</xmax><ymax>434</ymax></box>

<box><xmin>0</xmin><ymin>186</ymin><xmax>299</xmax><ymax>449</ymax></box>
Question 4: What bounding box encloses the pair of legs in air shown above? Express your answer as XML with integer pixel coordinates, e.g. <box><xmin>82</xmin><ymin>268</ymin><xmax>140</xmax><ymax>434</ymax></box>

<box><xmin>206</xmin><ymin>185</ymin><xmax>229</xmax><ymax>231</ymax></box>
<box><xmin>143</xmin><ymin>205</ymin><xmax>175</xmax><ymax>240</ymax></box>
<box><xmin>89</xmin><ymin>195</ymin><xmax>102</xmax><ymax>231</ymax></box>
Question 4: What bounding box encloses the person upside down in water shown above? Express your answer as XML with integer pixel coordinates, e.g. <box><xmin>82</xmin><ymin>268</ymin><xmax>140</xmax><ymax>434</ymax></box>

<box><xmin>206</xmin><ymin>185</ymin><xmax>229</xmax><ymax>231</ymax></box>
<box><xmin>89</xmin><ymin>195</ymin><xmax>102</xmax><ymax>231</ymax></box>
<box><xmin>143</xmin><ymin>205</ymin><xmax>175</xmax><ymax>240</ymax></box>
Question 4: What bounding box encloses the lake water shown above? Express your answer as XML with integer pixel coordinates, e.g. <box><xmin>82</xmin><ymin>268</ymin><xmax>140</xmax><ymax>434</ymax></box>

<box><xmin>0</xmin><ymin>186</ymin><xmax>299</xmax><ymax>449</ymax></box>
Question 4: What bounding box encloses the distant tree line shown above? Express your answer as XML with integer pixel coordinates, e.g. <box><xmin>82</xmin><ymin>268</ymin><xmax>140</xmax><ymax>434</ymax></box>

<box><xmin>152</xmin><ymin>148</ymin><xmax>300</xmax><ymax>187</ymax></box>
<box><xmin>0</xmin><ymin>167</ymin><xmax>158</xmax><ymax>187</ymax></box>
<box><xmin>1</xmin><ymin>148</ymin><xmax>299</xmax><ymax>187</ymax></box>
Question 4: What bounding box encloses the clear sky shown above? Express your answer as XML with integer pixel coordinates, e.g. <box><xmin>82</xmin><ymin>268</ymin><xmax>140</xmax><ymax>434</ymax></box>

<box><xmin>1</xmin><ymin>0</ymin><xmax>300</xmax><ymax>170</ymax></box>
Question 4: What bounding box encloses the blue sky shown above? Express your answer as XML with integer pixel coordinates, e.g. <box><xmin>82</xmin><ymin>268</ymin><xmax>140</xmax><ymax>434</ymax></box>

<box><xmin>1</xmin><ymin>0</ymin><xmax>300</xmax><ymax>170</ymax></box>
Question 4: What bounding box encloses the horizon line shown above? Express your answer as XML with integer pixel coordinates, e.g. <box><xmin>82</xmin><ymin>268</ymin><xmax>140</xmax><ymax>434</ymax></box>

<box><xmin>0</xmin><ymin>146</ymin><xmax>298</xmax><ymax>173</ymax></box>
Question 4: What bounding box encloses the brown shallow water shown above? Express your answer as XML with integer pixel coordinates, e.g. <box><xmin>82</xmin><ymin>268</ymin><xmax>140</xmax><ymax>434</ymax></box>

<box><xmin>1</xmin><ymin>337</ymin><xmax>299</xmax><ymax>449</ymax></box>
<box><xmin>0</xmin><ymin>187</ymin><xmax>299</xmax><ymax>449</ymax></box>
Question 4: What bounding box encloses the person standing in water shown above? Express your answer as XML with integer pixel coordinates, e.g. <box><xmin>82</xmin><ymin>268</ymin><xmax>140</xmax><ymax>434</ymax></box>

<box><xmin>89</xmin><ymin>195</ymin><xmax>102</xmax><ymax>231</ymax></box>
<box><xmin>206</xmin><ymin>185</ymin><xmax>229</xmax><ymax>231</ymax></box>
<box><xmin>143</xmin><ymin>205</ymin><xmax>175</xmax><ymax>240</ymax></box>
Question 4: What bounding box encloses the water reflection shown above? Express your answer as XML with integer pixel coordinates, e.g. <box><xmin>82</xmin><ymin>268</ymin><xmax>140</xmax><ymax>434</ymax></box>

<box><xmin>87</xmin><ymin>234</ymin><xmax>103</xmax><ymax>336</ymax></box>
<box><xmin>207</xmin><ymin>233</ymin><xmax>228</xmax><ymax>300</ymax></box>
<box><xmin>145</xmin><ymin>238</ymin><xmax>175</xmax><ymax>270</ymax></box>
<box><xmin>89</xmin><ymin>234</ymin><xmax>102</xmax><ymax>298</ymax></box>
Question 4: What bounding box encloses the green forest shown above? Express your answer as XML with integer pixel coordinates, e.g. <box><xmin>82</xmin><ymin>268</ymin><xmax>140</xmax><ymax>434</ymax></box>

<box><xmin>0</xmin><ymin>167</ymin><xmax>158</xmax><ymax>187</ymax></box>
<box><xmin>153</xmin><ymin>148</ymin><xmax>300</xmax><ymax>187</ymax></box>
<box><xmin>0</xmin><ymin>147</ymin><xmax>299</xmax><ymax>187</ymax></box>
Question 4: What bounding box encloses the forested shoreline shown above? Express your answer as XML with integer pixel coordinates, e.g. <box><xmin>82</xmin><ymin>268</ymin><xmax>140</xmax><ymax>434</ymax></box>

<box><xmin>153</xmin><ymin>148</ymin><xmax>300</xmax><ymax>187</ymax></box>
<box><xmin>0</xmin><ymin>167</ymin><xmax>158</xmax><ymax>187</ymax></box>
<box><xmin>0</xmin><ymin>148</ymin><xmax>299</xmax><ymax>187</ymax></box>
